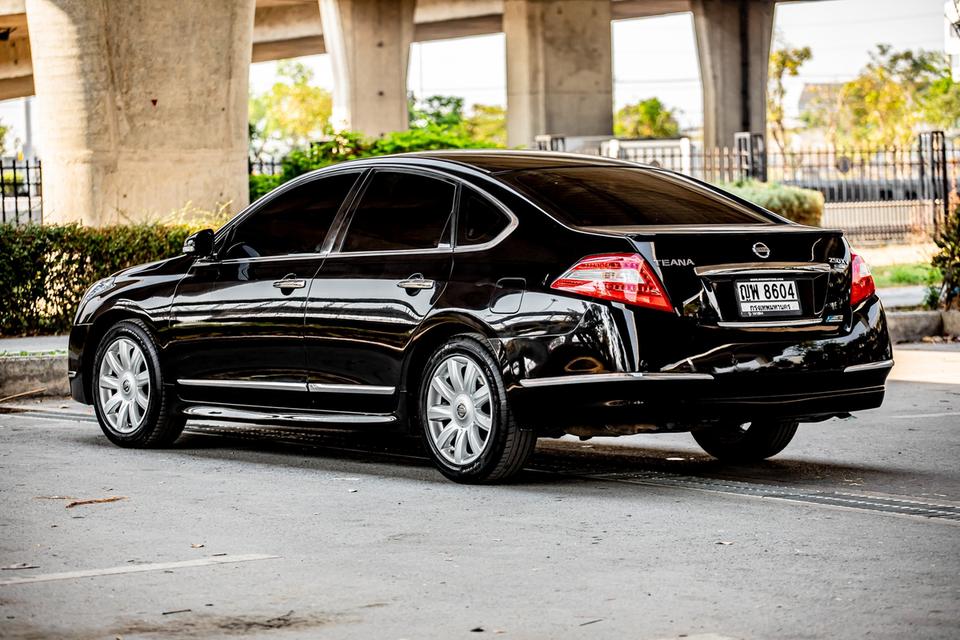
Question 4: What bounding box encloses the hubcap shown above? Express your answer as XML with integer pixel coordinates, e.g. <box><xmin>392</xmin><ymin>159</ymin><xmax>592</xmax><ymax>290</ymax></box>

<box><xmin>426</xmin><ymin>355</ymin><xmax>492</xmax><ymax>466</ymax></box>
<box><xmin>97</xmin><ymin>337</ymin><xmax>150</xmax><ymax>434</ymax></box>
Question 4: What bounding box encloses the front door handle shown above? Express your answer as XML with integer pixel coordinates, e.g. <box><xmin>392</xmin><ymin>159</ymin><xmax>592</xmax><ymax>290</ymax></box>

<box><xmin>273</xmin><ymin>277</ymin><xmax>307</xmax><ymax>290</ymax></box>
<box><xmin>398</xmin><ymin>276</ymin><xmax>435</xmax><ymax>290</ymax></box>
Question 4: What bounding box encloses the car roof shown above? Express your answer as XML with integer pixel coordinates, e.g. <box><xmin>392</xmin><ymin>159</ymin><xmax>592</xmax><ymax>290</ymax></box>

<box><xmin>365</xmin><ymin>149</ymin><xmax>642</xmax><ymax>174</ymax></box>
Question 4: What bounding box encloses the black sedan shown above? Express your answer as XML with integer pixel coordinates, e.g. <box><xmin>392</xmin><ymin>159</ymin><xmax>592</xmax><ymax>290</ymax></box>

<box><xmin>69</xmin><ymin>151</ymin><xmax>893</xmax><ymax>483</ymax></box>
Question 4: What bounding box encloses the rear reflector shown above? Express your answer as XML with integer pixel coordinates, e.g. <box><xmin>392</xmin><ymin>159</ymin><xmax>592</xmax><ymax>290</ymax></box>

<box><xmin>551</xmin><ymin>253</ymin><xmax>673</xmax><ymax>312</ymax></box>
<box><xmin>850</xmin><ymin>252</ymin><xmax>876</xmax><ymax>306</ymax></box>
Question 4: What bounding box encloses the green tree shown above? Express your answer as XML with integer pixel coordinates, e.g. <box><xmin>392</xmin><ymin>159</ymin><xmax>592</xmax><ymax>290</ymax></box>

<box><xmin>409</xmin><ymin>94</ymin><xmax>465</xmax><ymax>129</ymax></box>
<box><xmin>249</xmin><ymin>61</ymin><xmax>332</xmax><ymax>157</ymax></box>
<box><xmin>0</xmin><ymin>119</ymin><xmax>9</xmax><ymax>156</ymax></box>
<box><xmin>801</xmin><ymin>45</ymin><xmax>959</xmax><ymax>148</ymax></box>
<box><xmin>613</xmin><ymin>98</ymin><xmax>681</xmax><ymax>139</ymax></box>
<box><xmin>462</xmin><ymin>104</ymin><xmax>506</xmax><ymax>146</ymax></box>
<box><xmin>767</xmin><ymin>42</ymin><xmax>812</xmax><ymax>154</ymax></box>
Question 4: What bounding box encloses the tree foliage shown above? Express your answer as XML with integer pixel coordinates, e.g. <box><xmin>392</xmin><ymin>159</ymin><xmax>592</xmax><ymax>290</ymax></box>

<box><xmin>249</xmin><ymin>61</ymin><xmax>333</xmax><ymax>157</ymax></box>
<box><xmin>613</xmin><ymin>98</ymin><xmax>681</xmax><ymax>139</ymax></box>
<box><xmin>408</xmin><ymin>94</ymin><xmax>506</xmax><ymax>145</ymax></box>
<box><xmin>767</xmin><ymin>42</ymin><xmax>812</xmax><ymax>154</ymax></box>
<box><xmin>802</xmin><ymin>45</ymin><xmax>960</xmax><ymax>148</ymax></box>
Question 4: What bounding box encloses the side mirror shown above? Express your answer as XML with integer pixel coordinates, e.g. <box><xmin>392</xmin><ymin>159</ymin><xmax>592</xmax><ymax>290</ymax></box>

<box><xmin>183</xmin><ymin>229</ymin><xmax>214</xmax><ymax>257</ymax></box>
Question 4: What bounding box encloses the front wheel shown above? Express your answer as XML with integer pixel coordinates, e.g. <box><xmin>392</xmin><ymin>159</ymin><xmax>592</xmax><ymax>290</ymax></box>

<box><xmin>418</xmin><ymin>335</ymin><xmax>536</xmax><ymax>483</ymax></box>
<box><xmin>92</xmin><ymin>320</ymin><xmax>185</xmax><ymax>448</ymax></box>
<box><xmin>692</xmin><ymin>420</ymin><xmax>799</xmax><ymax>462</ymax></box>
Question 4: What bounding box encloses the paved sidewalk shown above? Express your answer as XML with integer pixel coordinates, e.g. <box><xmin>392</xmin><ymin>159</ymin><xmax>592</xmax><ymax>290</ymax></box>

<box><xmin>877</xmin><ymin>285</ymin><xmax>928</xmax><ymax>309</ymax></box>
<box><xmin>0</xmin><ymin>335</ymin><xmax>68</xmax><ymax>354</ymax></box>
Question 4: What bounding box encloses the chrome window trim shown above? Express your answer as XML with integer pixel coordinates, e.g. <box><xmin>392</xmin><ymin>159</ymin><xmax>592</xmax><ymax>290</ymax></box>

<box><xmin>177</xmin><ymin>379</ymin><xmax>308</xmax><ymax>392</ymax></box>
<box><xmin>843</xmin><ymin>359</ymin><xmax>894</xmax><ymax>373</ymax></box>
<box><xmin>308</xmin><ymin>382</ymin><xmax>395</xmax><ymax>395</ymax></box>
<box><xmin>452</xmin><ymin>186</ymin><xmax>520</xmax><ymax>254</ymax></box>
<box><xmin>332</xmin><ymin>166</ymin><xmax>460</xmax><ymax>255</ymax></box>
<box><xmin>518</xmin><ymin>372</ymin><xmax>714</xmax><ymax>388</ymax></box>
<box><xmin>320</xmin><ymin>246</ymin><xmax>454</xmax><ymax>260</ymax></box>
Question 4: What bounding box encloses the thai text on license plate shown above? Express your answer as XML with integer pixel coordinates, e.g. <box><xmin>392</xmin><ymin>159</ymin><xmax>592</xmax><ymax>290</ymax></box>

<box><xmin>735</xmin><ymin>279</ymin><xmax>801</xmax><ymax>317</ymax></box>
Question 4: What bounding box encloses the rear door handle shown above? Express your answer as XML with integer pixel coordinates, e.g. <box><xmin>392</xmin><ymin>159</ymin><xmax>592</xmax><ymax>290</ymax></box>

<box><xmin>398</xmin><ymin>276</ymin><xmax>435</xmax><ymax>290</ymax></box>
<box><xmin>273</xmin><ymin>277</ymin><xmax>307</xmax><ymax>290</ymax></box>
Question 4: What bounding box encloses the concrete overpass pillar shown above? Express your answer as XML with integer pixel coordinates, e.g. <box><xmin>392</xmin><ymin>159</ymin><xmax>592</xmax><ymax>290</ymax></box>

<box><xmin>24</xmin><ymin>0</ymin><xmax>255</xmax><ymax>225</ymax></box>
<box><xmin>692</xmin><ymin>0</ymin><xmax>774</xmax><ymax>149</ymax></box>
<box><xmin>504</xmin><ymin>0</ymin><xmax>613</xmax><ymax>148</ymax></box>
<box><xmin>319</xmin><ymin>0</ymin><xmax>415</xmax><ymax>137</ymax></box>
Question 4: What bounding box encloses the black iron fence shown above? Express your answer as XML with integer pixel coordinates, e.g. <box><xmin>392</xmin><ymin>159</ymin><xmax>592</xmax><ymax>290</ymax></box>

<box><xmin>0</xmin><ymin>158</ymin><xmax>42</xmax><ymax>225</ymax></box>
<box><xmin>611</xmin><ymin>131</ymin><xmax>958</xmax><ymax>243</ymax></box>
<box><xmin>248</xmin><ymin>156</ymin><xmax>283</xmax><ymax>176</ymax></box>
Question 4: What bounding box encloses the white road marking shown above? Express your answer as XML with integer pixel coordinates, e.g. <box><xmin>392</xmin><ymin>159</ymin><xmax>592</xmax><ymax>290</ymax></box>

<box><xmin>0</xmin><ymin>554</ymin><xmax>279</xmax><ymax>586</ymax></box>
<box><xmin>889</xmin><ymin>412</ymin><xmax>959</xmax><ymax>419</ymax></box>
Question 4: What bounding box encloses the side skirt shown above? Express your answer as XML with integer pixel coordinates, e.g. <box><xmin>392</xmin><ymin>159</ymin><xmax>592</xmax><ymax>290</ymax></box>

<box><xmin>180</xmin><ymin>404</ymin><xmax>397</xmax><ymax>426</ymax></box>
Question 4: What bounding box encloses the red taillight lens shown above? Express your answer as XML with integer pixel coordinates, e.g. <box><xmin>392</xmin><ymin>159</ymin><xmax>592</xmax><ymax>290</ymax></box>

<box><xmin>550</xmin><ymin>253</ymin><xmax>673</xmax><ymax>312</ymax></box>
<box><xmin>850</xmin><ymin>252</ymin><xmax>876</xmax><ymax>306</ymax></box>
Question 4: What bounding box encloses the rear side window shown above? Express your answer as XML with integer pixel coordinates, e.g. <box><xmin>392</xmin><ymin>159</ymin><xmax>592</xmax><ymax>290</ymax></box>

<box><xmin>225</xmin><ymin>172</ymin><xmax>359</xmax><ymax>259</ymax></box>
<box><xmin>457</xmin><ymin>188</ymin><xmax>510</xmax><ymax>247</ymax></box>
<box><xmin>500</xmin><ymin>167</ymin><xmax>774</xmax><ymax>227</ymax></box>
<box><xmin>341</xmin><ymin>171</ymin><xmax>455</xmax><ymax>252</ymax></box>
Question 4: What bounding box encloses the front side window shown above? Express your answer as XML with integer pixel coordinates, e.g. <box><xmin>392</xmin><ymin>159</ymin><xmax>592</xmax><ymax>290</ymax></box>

<box><xmin>500</xmin><ymin>167</ymin><xmax>775</xmax><ymax>227</ymax></box>
<box><xmin>341</xmin><ymin>171</ymin><xmax>456</xmax><ymax>253</ymax></box>
<box><xmin>457</xmin><ymin>188</ymin><xmax>510</xmax><ymax>247</ymax></box>
<box><xmin>224</xmin><ymin>172</ymin><xmax>359</xmax><ymax>259</ymax></box>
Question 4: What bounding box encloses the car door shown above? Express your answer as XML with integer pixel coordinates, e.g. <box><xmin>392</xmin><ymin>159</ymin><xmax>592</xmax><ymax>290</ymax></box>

<box><xmin>303</xmin><ymin>168</ymin><xmax>457</xmax><ymax>413</ymax></box>
<box><xmin>166</xmin><ymin>170</ymin><xmax>363</xmax><ymax>410</ymax></box>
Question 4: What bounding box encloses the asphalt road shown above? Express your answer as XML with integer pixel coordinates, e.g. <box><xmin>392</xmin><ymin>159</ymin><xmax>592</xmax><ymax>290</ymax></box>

<box><xmin>1</xmin><ymin>345</ymin><xmax>958</xmax><ymax>640</ymax></box>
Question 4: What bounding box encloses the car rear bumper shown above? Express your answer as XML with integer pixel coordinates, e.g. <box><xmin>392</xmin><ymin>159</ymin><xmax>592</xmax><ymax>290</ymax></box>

<box><xmin>511</xmin><ymin>362</ymin><xmax>891</xmax><ymax>432</ymax></box>
<box><xmin>506</xmin><ymin>296</ymin><xmax>893</xmax><ymax>433</ymax></box>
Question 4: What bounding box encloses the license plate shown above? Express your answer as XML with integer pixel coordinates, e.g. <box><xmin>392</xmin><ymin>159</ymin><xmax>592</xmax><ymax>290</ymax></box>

<box><xmin>735</xmin><ymin>279</ymin><xmax>801</xmax><ymax>318</ymax></box>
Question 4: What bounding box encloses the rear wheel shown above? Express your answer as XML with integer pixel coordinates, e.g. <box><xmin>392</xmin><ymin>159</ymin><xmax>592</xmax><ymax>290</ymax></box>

<box><xmin>418</xmin><ymin>335</ymin><xmax>535</xmax><ymax>483</ymax></box>
<box><xmin>92</xmin><ymin>320</ymin><xmax>185</xmax><ymax>448</ymax></box>
<box><xmin>692</xmin><ymin>420</ymin><xmax>798</xmax><ymax>462</ymax></box>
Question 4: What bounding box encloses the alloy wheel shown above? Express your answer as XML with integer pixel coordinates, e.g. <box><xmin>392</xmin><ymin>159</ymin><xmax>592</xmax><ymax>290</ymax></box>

<box><xmin>426</xmin><ymin>355</ymin><xmax>493</xmax><ymax>465</ymax></box>
<box><xmin>97</xmin><ymin>337</ymin><xmax>150</xmax><ymax>434</ymax></box>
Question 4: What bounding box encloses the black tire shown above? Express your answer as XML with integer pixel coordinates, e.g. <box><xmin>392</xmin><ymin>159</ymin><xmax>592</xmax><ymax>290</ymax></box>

<box><xmin>417</xmin><ymin>335</ymin><xmax>536</xmax><ymax>483</ymax></box>
<box><xmin>692</xmin><ymin>420</ymin><xmax>799</xmax><ymax>462</ymax></box>
<box><xmin>91</xmin><ymin>319</ymin><xmax>185</xmax><ymax>448</ymax></box>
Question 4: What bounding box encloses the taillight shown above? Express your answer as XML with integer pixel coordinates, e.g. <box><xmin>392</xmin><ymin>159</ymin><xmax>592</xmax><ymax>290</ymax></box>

<box><xmin>850</xmin><ymin>252</ymin><xmax>876</xmax><ymax>306</ymax></box>
<box><xmin>550</xmin><ymin>253</ymin><xmax>673</xmax><ymax>312</ymax></box>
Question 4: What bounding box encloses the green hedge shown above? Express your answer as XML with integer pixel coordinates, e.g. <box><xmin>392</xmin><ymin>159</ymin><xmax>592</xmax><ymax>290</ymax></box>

<box><xmin>721</xmin><ymin>180</ymin><xmax>824</xmax><ymax>227</ymax></box>
<box><xmin>0</xmin><ymin>223</ymin><xmax>192</xmax><ymax>336</ymax></box>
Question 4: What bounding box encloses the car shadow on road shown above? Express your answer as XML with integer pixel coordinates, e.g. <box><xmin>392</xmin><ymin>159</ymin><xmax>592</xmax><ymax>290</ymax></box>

<box><xmin>70</xmin><ymin>420</ymin><xmax>918</xmax><ymax>492</ymax></box>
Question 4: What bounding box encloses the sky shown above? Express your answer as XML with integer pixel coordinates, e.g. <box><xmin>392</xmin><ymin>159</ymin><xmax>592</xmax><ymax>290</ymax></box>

<box><xmin>1</xmin><ymin>0</ymin><xmax>949</xmax><ymax>153</ymax></box>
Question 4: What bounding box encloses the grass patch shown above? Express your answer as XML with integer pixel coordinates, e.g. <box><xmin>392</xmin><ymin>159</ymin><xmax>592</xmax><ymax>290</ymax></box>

<box><xmin>871</xmin><ymin>263</ymin><xmax>941</xmax><ymax>288</ymax></box>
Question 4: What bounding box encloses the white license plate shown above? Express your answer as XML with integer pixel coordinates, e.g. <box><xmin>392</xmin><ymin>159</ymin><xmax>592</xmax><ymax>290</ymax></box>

<box><xmin>735</xmin><ymin>279</ymin><xmax>801</xmax><ymax>317</ymax></box>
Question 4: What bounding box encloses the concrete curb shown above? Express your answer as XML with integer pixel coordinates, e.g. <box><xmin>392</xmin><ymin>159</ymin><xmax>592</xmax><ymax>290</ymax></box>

<box><xmin>886</xmin><ymin>310</ymin><xmax>960</xmax><ymax>343</ymax></box>
<box><xmin>2</xmin><ymin>312</ymin><xmax>958</xmax><ymax>399</ymax></box>
<box><xmin>0</xmin><ymin>355</ymin><xmax>70</xmax><ymax>399</ymax></box>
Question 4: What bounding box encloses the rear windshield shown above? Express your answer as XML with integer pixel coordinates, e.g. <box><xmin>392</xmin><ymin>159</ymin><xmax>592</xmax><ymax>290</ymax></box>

<box><xmin>500</xmin><ymin>167</ymin><xmax>775</xmax><ymax>227</ymax></box>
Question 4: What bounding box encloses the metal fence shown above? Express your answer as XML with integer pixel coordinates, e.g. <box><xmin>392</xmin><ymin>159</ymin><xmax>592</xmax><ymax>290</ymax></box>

<box><xmin>0</xmin><ymin>158</ymin><xmax>42</xmax><ymax>225</ymax></box>
<box><xmin>606</xmin><ymin>132</ymin><xmax>958</xmax><ymax>243</ymax></box>
<box><xmin>248</xmin><ymin>156</ymin><xmax>283</xmax><ymax>176</ymax></box>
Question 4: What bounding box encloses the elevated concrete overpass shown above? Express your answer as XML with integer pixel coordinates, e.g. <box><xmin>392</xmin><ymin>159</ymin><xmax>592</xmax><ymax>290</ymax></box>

<box><xmin>6</xmin><ymin>0</ymin><xmax>781</xmax><ymax>224</ymax></box>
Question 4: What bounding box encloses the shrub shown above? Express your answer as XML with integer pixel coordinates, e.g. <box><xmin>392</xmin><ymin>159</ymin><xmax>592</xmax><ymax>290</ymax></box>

<box><xmin>249</xmin><ymin>174</ymin><xmax>283</xmax><ymax>202</ymax></box>
<box><xmin>0</xmin><ymin>223</ymin><xmax>193</xmax><ymax>336</ymax></box>
<box><xmin>931</xmin><ymin>204</ymin><xmax>960</xmax><ymax>310</ymax></box>
<box><xmin>720</xmin><ymin>180</ymin><xmax>824</xmax><ymax>226</ymax></box>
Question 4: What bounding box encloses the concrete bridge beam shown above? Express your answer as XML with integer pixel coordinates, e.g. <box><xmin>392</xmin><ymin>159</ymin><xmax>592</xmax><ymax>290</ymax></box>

<box><xmin>24</xmin><ymin>0</ymin><xmax>255</xmax><ymax>224</ymax></box>
<box><xmin>319</xmin><ymin>0</ymin><xmax>416</xmax><ymax>137</ymax></box>
<box><xmin>504</xmin><ymin>0</ymin><xmax>613</xmax><ymax>147</ymax></box>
